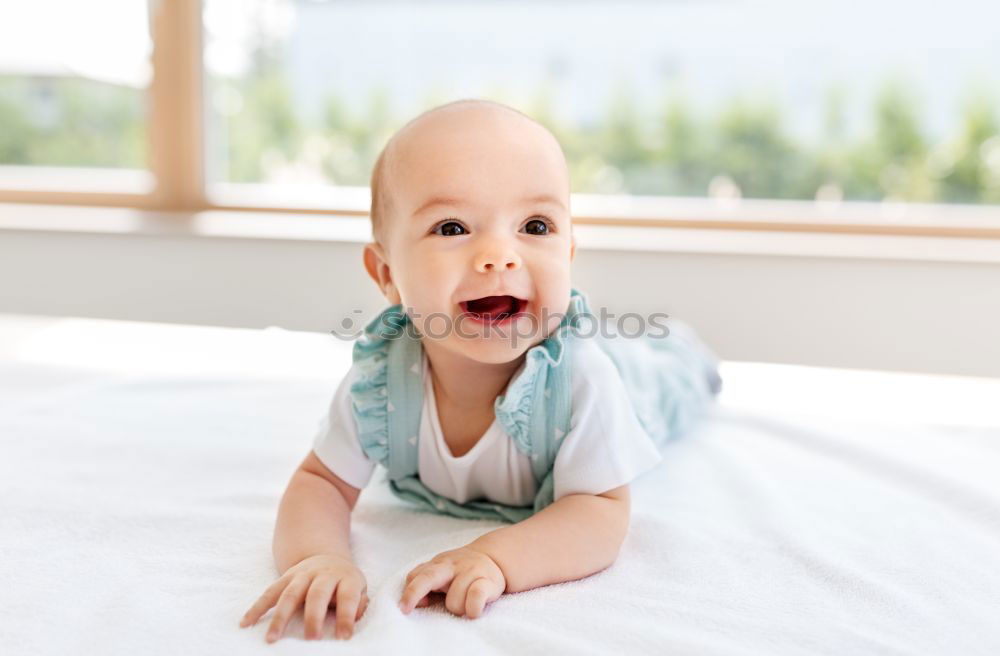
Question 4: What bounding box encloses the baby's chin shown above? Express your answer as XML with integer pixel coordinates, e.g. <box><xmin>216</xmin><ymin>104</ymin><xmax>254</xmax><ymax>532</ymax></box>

<box><xmin>443</xmin><ymin>317</ymin><xmax>550</xmax><ymax>364</ymax></box>
<box><xmin>451</xmin><ymin>341</ymin><xmax>533</xmax><ymax>366</ymax></box>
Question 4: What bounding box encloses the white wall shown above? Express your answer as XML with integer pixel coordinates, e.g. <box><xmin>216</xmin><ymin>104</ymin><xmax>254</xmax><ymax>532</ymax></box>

<box><xmin>1</xmin><ymin>205</ymin><xmax>998</xmax><ymax>377</ymax></box>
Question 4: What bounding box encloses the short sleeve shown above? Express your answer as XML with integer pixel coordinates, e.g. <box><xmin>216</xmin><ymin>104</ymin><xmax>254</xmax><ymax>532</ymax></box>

<box><xmin>311</xmin><ymin>366</ymin><xmax>377</xmax><ymax>490</ymax></box>
<box><xmin>552</xmin><ymin>339</ymin><xmax>664</xmax><ymax>501</ymax></box>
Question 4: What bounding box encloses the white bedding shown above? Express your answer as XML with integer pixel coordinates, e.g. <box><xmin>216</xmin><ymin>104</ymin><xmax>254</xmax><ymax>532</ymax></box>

<box><xmin>2</xmin><ymin>314</ymin><xmax>999</xmax><ymax>655</ymax></box>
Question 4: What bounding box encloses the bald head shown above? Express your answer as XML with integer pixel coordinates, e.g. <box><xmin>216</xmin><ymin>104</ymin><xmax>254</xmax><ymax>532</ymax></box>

<box><xmin>368</xmin><ymin>99</ymin><xmax>569</xmax><ymax>249</ymax></box>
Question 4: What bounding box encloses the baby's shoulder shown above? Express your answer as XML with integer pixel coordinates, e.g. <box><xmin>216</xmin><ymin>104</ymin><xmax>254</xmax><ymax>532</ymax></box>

<box><xmin>568</xmin><ymin>334</ymin><xmax>625</xmax><ymax>391</ymax></box>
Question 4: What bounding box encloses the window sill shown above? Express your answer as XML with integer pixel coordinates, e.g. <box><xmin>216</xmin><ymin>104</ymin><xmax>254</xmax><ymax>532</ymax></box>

<box><xmin>206</xmin><ymin>183</ymin><xmax>1000</xmax><ymax>239</ymax></box>
<box><xmin>2</xmin><ymin>201</ymin><xmax>1000</xmax><ymax>265</ymax></box>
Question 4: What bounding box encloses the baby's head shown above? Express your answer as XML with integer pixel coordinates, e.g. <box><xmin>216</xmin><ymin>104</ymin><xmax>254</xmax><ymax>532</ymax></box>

<box><xmin>363</xmin><ymin>99</ymin><xmax>576</xmax><ymax>365</ymax></box>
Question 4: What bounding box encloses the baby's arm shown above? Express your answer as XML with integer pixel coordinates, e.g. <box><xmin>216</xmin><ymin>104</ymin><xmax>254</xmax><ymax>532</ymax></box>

<box><xmin>471</xmin><ymin>484</ymin><xmax>631</xmax><ymax>592</ymax></box>
<box><xmin>272</xmin><ymin>450</ymin><xmax>359</xmax><ymax>572</ymax></box>
<box><xmin>240</xmin><ymin>450</ymin><xmax>368</xmax><ymax>641</ymax></box>
<box><xmin>398</xmin><ymin>485</ymin><xmax>630</xmax><ymax>616</ymax></box>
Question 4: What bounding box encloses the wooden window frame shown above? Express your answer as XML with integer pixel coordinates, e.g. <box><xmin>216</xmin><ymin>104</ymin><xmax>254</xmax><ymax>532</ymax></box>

<box><xmin>0</xmin><ymin>0</ymin><xmax>998</xmax><ymax>240</ymax></box>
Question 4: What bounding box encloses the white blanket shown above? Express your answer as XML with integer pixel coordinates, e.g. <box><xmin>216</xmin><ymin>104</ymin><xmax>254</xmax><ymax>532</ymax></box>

<box><xmin>2</xmin><ymin>315</ymin><xmax>999</xmax><ymax>655</ymax></box>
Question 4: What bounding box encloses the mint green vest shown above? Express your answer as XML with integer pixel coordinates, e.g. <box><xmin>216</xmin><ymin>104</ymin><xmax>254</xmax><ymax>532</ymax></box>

<box><xmin>349</xmin><ymin>287</ymin><xmax>721</xmax><ymax>523</ymax></box>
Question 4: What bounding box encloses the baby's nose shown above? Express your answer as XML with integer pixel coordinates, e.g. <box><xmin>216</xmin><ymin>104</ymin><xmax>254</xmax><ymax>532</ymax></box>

<box><xmin>474</xmin><ymin>245</ymin><xmax>521</xmax><ymax>272</ymax></box>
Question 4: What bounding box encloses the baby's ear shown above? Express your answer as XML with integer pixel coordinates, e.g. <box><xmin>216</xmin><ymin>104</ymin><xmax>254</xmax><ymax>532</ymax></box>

<box><xmin>363</xmin><ymin>242</ymin><xmax>401</xmax><ymax>304</ymax></box>
<box><xmin>570</xmin><ymin>233</ymin><xmax>576</xmax><ymax>262</ymax></box>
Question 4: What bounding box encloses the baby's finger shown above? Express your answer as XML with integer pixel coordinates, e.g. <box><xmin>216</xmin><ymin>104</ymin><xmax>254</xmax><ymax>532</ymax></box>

<box><xmin>444</xmin><ymin>571</ymin><xmax>480</xmax><ymax>616</ymax></box>
<box><xmin>404</xmin><ymin>561</ymin><xmax>435</xmax><ymax>586</ymax></box>
<box><xmin>356</xmin><ymin>591</ymin><xmax>370</xmax><ymax>620</ymax></box>
<box><xmin>333</xmin><ymin>580</ymin><xmax>364</xmax><ymax>640</ymax></box>
<box><xmin>265</xmin><ymin>574</ymin><xmax>311</xmax><ymax>643</ymax></box>
<box><xmin>400</xmin><ymin>563</ymin><xmax>453</xmax><ymax>614</ymax></box>
<box><xmin>465</xmin><ymin>577</ymin><xmax>501</xmax><ymax>619</ymax></box>
<box><xmin>240</xmin><ymin>576</ymin><xmax>289</xmax><ymax>627</ymax></box>
<box><xmin>302</xmin><ymin>575</ymin><xmax>337</xmax><ymax>640</ymax></box>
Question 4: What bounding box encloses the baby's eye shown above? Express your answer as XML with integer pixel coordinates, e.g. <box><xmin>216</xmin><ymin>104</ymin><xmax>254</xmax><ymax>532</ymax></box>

<box><xmin>522</xmin><ymin>217</ymin><xmax>552</xmax><ymax>236</ymax></box>
<box><xmin>432</xmin><ymin>220</ymin><xmax>468</xmax><ymax>237</ymax></box>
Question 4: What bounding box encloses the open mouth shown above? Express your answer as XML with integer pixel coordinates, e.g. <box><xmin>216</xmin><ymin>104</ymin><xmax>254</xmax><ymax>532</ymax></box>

<box><xmin>459</xmin><ymin>295</ymin><xmax>528</xmax><ymax>324</ymax></box>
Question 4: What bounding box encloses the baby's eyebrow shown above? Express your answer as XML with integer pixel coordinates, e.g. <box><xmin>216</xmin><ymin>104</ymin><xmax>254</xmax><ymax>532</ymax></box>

<box><xmin>412</xmin><ymin>196</ymin><xmax>466</xmax><ymax>217</ymax></box>
<box><xmin>412</xmin><ymin>193</ymin><xmax>565</xmax><ymax>217</ymax></box>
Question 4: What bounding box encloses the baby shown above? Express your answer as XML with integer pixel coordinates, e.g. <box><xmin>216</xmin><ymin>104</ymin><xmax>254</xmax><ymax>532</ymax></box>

<box><xmin>239</xmin><ymin>99</ymin><xmax>721</xmax><ymax>641</ymax></box>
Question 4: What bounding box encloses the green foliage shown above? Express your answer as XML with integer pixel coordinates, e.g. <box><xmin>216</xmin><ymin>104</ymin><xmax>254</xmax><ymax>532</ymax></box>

<box><xmin>709</xmin><ymin>97</ymin><xmax>807</xmax><ymax>199</ymax></box>
<box><xmin>655</xmin><ymin>96</ymin><xmax>713</xmax><ymax>196</ymax></box>
<box><xmin>0</xmin><ymin>75</ymin><xmax>144</xmax><ymax>168</ymax></box>
<box><xmin>3</xmin><ymin>69</ymin><xmax>1000</xmax><ymax>207</ymax></box>
<box><xmin>842</xmin><ymin>81</ymin><xmax>932</xmax><ymax>201</ymax></box>
<box><xmin>0</xmin><ymin>89</ymin><xmax>33</xmax><ymax>163</ymax></box>
<box><xmin>937</xmin><ymin>95</ymin><xmax>1000</xmax><ymax>204</ymax></box>
<box><xmin>217</xmin><ymin>72</ymin><xmax>301</xmax><ymax>182</ymax></box>
<box><xmin>318</xmin><ymin>87</ymin><xmax>396</xmax><ymax>185</ymax></box>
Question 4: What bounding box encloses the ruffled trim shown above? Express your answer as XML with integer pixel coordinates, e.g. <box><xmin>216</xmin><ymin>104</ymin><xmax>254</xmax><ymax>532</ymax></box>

<box><xmin>494</xmin><ymin>288</ymin><xmax>592</xmax><ymax>453</ymax></box>
<box><xmin>349</xmin><ymin>304</ymin><xmax>413</xmax><ymax>465</ymax></box>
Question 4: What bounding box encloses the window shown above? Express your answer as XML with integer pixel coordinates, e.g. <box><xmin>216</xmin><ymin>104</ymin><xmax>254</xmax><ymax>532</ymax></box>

<box><xmin>203</xmin><ymin>0</ymin><xmax>1000</xmax><ymax>209</ymax></box>
<box><xmin>0</xmin><ymin>0</ymin><xmax>151</xmax><ymax>191</ymax></box>
<box><xmin>2</xmin><ymin>0</ymin><xmax>998</xmax><ymax>236</ymax></box>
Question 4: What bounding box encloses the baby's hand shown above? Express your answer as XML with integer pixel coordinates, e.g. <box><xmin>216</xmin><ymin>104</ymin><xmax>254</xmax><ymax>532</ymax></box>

<box><xmin>239</xmin><ymin>553</ymin><xmax>369</xmax><ymax>642</ymax></box>
<box><xmin>399</xmin><ymin>545</ymin><xmax>506</xmax><ymax>619</ymax></box>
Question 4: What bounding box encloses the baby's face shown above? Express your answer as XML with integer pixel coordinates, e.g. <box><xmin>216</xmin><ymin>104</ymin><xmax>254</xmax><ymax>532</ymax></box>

<box><xmin>371</xmin><ymin>106</ymin><xmax>575</xmax><ymax>365</ymax></box>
